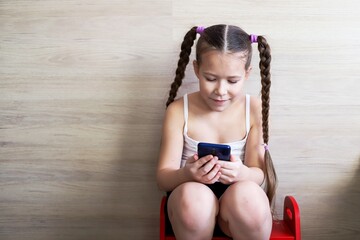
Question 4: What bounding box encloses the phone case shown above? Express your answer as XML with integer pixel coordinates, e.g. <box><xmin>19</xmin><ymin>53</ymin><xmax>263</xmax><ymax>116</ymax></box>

<box><xmin>197</xmin><ymin>142</ymin><xmax>231</xmax><ymax>161</ymax></box>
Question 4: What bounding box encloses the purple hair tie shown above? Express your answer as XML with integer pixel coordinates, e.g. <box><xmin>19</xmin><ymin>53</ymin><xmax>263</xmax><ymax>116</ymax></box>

<box><xmin>250</xmin><ymin>34</ymin><xmax>258</xmax><ymax>43</ymax></box>
<box><xmin>263</xmin><ymin>143</ymin><xmax>269</xmax><ymax>151</ymax></box>
<box><xmin>196</xmin><ymin>26</ymin><xmax>205</xmax><ymax>35</ymax></box>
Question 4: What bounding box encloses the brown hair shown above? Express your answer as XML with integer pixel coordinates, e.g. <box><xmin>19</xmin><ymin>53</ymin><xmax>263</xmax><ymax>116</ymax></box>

<box><xmin>166</xmin><ymin>24</ymin><xmax>277</xmax><ymax>205</ymax></box>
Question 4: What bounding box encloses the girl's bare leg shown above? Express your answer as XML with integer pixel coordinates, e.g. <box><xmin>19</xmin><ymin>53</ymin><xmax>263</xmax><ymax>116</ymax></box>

<box><xmin>167</xmin><ymin>182</ymin><xmax>219</xmax><ymax>240</ymax></box>
<box><xmin>218</xmin><ymin>180</ymin><xmax>272</xmax><ymax>240</ymax></box>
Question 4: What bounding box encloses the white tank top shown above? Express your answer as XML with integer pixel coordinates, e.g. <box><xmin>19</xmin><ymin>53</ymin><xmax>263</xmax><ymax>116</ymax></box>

<box><xmin>180</xmin><ymin>94</ymin><xmax>251</xmax><ymax>168</ymax></box>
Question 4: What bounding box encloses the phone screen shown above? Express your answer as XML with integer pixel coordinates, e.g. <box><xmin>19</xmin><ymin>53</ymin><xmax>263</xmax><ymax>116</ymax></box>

<box><xmin>197</xmin><ymin>142</ymin><xmax>231</xmax><ymax>161</ymax></box>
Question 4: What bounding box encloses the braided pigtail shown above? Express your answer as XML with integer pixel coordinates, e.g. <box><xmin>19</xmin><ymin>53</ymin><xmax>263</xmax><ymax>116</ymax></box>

<box><xmin>166</xmin><ymin>27</ymin><xmax>198</xmax><ymax>108</ymax></box>
<box><xmin>257</xmin><ymin>35</ymin><xmax>278</xmax><ymax>206</ymax></box>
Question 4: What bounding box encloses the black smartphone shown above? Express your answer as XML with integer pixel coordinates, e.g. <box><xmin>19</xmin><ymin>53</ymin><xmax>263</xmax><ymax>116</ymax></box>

<box><xmin>197</xmin><ymin>142</ymin><xmax>231</xmax><ymax>161</ymax></box>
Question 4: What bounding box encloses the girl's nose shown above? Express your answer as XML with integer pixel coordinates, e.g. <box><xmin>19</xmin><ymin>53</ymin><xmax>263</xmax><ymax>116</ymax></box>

<box><xmin>215</xmin><ymin>80</ymin><xmax>227</xmax><ymax>96</ymax></box>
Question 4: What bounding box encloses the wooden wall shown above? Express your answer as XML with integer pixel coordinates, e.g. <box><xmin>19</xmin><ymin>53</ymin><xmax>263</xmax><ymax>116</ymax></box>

<box><xmin>1</xmin><ymin>1</ymin><xmax>359</xmax><ymax>239</ymax></box>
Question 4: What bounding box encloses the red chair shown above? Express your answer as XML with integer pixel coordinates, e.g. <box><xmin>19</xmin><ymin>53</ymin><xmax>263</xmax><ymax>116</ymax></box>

<box><xmin>160</xmin><ymin>195</ymin><xmax>301</xmax><ymax>240</ymax></box>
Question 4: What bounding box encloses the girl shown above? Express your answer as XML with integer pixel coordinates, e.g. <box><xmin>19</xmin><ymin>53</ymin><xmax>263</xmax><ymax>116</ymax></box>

<box><xmin>156</xmin><ymin>24</ymin><xmax>277</xmax><ymax>240</ymax></box>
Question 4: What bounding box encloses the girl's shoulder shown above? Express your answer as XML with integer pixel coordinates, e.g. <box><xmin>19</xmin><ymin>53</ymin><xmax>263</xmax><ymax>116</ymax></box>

<box><xmin>166</xmin><ymin>92</ymin><xmax>202</xmax><ymax>118</ymax></box>
<box><xmin>249</xmin><ymin>95</ymin><xmax>261</xmax><ymax>109</ymax></box>
<box><xmin>165</xmin><ymin>95</ymin><xmax>184</xmax><ymax>115</ymax></box>
<box><xmin>249</xmin><ymin>95</ymin><xmax>262</xmax><ymax>125</ymax></box>
<box><xmin>164</xmin><ymin>92</ymin><xmax>198</xmax><ymax>122</ymax></box>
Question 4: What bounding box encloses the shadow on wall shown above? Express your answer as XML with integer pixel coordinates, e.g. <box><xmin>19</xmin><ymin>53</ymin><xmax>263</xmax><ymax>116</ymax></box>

<box><xmin>335</xmin><ymin>157</ymin><xmax>360</xmax><ymax>238</ymax></box>
<box><xmin>323</xmin><ymin>156</ymin><xmax>360</xmax><ymax>239</ymax></box>
<box><xmin>113</xmin><ymin>81</ymin><xmax>165</xmax><ymax>239</ymax></box>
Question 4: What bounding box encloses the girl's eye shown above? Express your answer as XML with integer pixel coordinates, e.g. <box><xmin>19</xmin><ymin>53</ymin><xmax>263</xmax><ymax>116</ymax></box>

<box><xmin>205</xmin><ymin>77</ymin><xmax>216</xmax><ymax>82</ymax></box>
<box><xmin>228</xmin><ymin>80</ymin><xmax>239</xmax><ymax>84</ymax></box>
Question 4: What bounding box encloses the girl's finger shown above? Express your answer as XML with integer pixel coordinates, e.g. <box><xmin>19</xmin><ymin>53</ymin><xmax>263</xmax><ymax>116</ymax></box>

<box><xmin>197</xmin><ymin>154</ymin><xmax>214</xmax><ymax>167</ymax></box>
<box><xmin>219</xmin><ymin>167</ymin><xmax>231</xmax><ymax>176</ymax></box>
<box><xmin>203</xmin><ymin>163</ymin><xmax>221</xmax><ymax>181</ymax></box>
<box><xmin>204</xmin><ymin>169</ymin><xmax>221</xmax><ymax>184</ymax></box>
<box><xmin>187</xmin><ymin>154</ymin><xmax>199</xmax><ymax>163</ymax></box>
<box><xmin>219</xmin><ymin>174</ymin><xmax>232</xmax><ymax>185</ymax></box>
<box><xmin>200</xmin><ymin>156</ymin><xmax>218</xmax><ymax>173</ymax></box>
<box><xmin>217</xmin><ymin>160</ymin><xmax>232</xmax><ymax>169</ymax></box>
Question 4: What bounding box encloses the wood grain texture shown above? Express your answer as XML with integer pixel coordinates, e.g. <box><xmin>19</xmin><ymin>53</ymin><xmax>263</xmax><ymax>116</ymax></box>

<box><xmin>1</xmin><ymin>1</ymin><xmax>359</xmax><ymax>239</ymax></box>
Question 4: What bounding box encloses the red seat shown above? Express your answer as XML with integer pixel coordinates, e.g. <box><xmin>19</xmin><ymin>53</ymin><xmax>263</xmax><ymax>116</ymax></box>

<box><xmin>160</xmin><ymin>195</ymin><xmax>301</xmax><ymax>240</ymax></box>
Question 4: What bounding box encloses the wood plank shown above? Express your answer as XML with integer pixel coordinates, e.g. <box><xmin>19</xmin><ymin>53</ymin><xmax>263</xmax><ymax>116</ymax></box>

<box><xmin>1</xmin><ymin>0</ymin><xmax>359</xmax><ymax>239</ymax></box>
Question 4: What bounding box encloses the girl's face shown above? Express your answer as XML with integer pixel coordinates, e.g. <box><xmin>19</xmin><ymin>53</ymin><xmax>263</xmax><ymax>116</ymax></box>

<box><xmin>193</xmin><ymin>50</ymin><xmax>251</xmax><ymax>112</ymax></box>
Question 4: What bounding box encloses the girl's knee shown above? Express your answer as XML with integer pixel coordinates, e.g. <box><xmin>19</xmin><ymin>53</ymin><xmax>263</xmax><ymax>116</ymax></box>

<box><xmin>168</xmin><ymin>182</ymin><xmax>218</xmax><ymax>231</ymax></box>
<box><xmin>220</xmin><ymin>181</ymin><xmax>271</xmax><ymax>231</ymax></box>
<box><xmin>170</xmin><ymin>182</ymin><xmax>217</xmax><ymax>207</ymax></box>
<box><xmin>223</xmin><ymin>180</ymin><xmax>268</xmax><ymax>206</ymax></box>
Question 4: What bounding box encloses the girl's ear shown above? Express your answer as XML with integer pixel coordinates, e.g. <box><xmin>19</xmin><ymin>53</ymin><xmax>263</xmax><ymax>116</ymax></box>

<box><xmin>193</xmin><ymin>60</ymin><xmax>200</xmax><ymax>78</ymax></box>
<box><xmin>244</xmin><ymin>66</ymin><xmax>253</xmax><ymax>81</ymax></box>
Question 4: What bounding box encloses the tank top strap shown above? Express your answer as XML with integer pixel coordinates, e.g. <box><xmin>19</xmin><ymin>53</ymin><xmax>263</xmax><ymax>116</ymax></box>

<box><xmin>245</xmin><ymin>94</ymin><xmax>250</xmax><ymax>133</ymax></box>
<box><xmin>183</xmin><ymin>94</ymin><xmax>189</xmax><ymax>133</ymax></box>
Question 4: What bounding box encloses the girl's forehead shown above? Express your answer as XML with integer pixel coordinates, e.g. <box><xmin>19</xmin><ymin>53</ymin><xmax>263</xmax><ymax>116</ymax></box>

<box><xmin>199</xmin><ymin>50</ymin><xmax>247</xmax><ymax>72</ymax></box>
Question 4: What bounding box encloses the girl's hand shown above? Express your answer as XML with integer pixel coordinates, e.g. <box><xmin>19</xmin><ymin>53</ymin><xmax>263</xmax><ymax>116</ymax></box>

<box><xmin>184</xmin><ymin>154</ymin><xmax>221</xmax><ymax>184</ymax></box>
<box><xmin>218</xmin><ymin>155</ymin><xmax>248</xmax><ymax>184</ymax></box>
